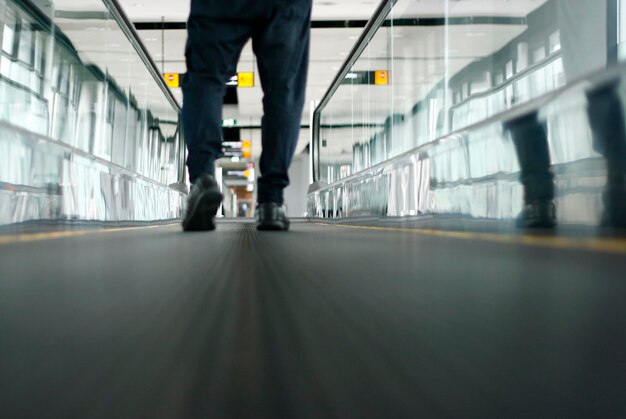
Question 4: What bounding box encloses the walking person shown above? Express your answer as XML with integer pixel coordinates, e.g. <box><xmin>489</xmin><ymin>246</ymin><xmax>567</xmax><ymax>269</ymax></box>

<box><xmin>181</xmin><ymin>0</ymin><xmax>312</xmax><ymax>231</ymax></box>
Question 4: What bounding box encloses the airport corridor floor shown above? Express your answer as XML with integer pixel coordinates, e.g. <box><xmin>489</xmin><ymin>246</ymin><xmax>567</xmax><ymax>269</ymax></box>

<box><xmin>1</xmin><ymin>220</ymin><xmax>626</xmax><ymax>417</ymax></box>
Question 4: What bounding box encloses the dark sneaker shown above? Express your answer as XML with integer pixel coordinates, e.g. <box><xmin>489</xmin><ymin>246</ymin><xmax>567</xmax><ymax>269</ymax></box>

<box><xmin>256</xmin><ymin>202</ymin><xmax>290</xmax><ymax>231</ymax></box>
<box><xmin>601</xmin><ymin>184</ymin><xmax>626</xmax><ymax>229</ymax></box>
<box><xmin>182</xmin><ymin>175</ymin><xmax>223</xmax><ymax>232</ymax></box>
<box><xmin>516</xmin><ymin>200</ymin><xmax>556</xmax><ymax>229</ymax></box>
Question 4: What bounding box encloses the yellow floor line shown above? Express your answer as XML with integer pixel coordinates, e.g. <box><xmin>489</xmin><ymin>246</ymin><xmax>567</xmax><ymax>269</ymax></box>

<box><xmin>312</xmin><ymin>222</ymin><xmax>626</xmax><ymax>255</ymax></box>
<box><xmin>0</xmin><ymin>223</ymin><xmax>179</xmax><ymax>246</ymax></box>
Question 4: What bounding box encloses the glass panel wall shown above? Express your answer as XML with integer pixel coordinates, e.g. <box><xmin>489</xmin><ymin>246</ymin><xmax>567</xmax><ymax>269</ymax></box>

<box><xmin>315</xmin><ymin>0</ymin><xmax>617</xmax><ymax>185</ymax></box>
<box><xmin>0</xmin><ymin>0</ymin><xmax>182</xmax><ymax>187</ymax></box>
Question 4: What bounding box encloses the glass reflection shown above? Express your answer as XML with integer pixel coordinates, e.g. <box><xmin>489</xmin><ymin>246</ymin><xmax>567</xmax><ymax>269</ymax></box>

<box><xmin>0</xmin><ymin>0</ymin><xmax>184</xmax><ymax>225</ymax></box>
<box><xmin>313</xmin><ymin>0</ymin><xmax>626</xmax><ymax>228</ymax></box>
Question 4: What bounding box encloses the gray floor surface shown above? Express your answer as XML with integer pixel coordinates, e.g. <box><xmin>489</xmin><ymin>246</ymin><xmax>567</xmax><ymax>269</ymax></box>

<box><xmin>1</xmin><ymin>220</ymin><xmax>626</xmax><ymax>418</ymax></box>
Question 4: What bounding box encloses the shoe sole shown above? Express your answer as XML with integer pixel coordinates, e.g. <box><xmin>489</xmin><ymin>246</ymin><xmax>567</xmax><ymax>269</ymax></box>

<box><xmin>256</xmin><ymin>220</ymin><xmax>289</xmax><ymax>231</ymax></box>
<box><xmin>182</xmin><ymin>190</ymin><xmax>223</xmax><ymax>232</ymax></box>
<box><xmin>518</xmin><ymin>219</ymin><xmax>557</xmax><ymax>229</ymax></box>
<box><xmin>516</xmin><ymin>203</ymin><xmax>557</xmax><ymax>229</ymax></box>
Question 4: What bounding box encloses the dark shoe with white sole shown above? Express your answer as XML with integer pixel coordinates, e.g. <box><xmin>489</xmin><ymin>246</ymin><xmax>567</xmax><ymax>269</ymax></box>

<box><xmin>516</xmin><ymin>200</ymin><xmax>556</xmax><ymax>229</ymax></box>
<box><xmin>601</xmin><ymin>179</ymin><xmax>626</xmax><ymax>229</ymax></box>
<box><xmin>256</xmin><ymin>202</ymin><xmax>290</xmax><ymax>231</ymax></box>
<box><xmin>182</xmin><ymin>175</ymin><xmax>223</xmax><ymax>232</ymax></box>
<box><xmin>516</xmin><ymin>200</ymin><xmax>556</xmax><ymax>228</ymax></box>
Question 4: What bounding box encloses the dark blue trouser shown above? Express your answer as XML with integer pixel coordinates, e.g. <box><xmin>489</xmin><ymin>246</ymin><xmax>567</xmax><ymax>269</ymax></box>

<box><xmin>182</xmin><ymin>0</ymin><xmax>312</xmax><ymax>204</ymax></box>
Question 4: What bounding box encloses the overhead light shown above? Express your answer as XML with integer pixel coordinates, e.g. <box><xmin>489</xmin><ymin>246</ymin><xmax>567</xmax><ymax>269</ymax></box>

<box><xmin>144</xmin><ymin>37</ymin><xmax>158</xmax><ymax>42</ymax></box>
<box><xmin>133</xmin><ymin>2</ymin><xmax>144</xmax><ymax>6</ymax></box>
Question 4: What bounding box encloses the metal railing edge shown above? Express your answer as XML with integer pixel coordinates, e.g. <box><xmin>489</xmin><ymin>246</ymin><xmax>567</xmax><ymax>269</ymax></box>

<box><xmin>101</xmin><ymin>0</ymin><xmax>181</xmax><ymax>114</ymax></box>
<box><xmin>312</xmin><ymin>0</ymin><xmax>397</xmax><ymax>182</ymax></box>
<box><xmin>309</xmin><ymin>57</ymin><xmax>626</xmax><ymax>195</ymax></box>
<box><xmin>101</xmin><ymin>0</ymin><xmax>185</xmax><ymax>185</ymax></box>
<box><xmin>314</xmin><ymin>0</ymin><xmax>397</xmax><ymax>113</ymax></box>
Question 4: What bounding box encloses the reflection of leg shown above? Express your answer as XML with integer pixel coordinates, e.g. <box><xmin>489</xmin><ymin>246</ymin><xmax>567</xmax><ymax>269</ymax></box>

<box><xmin>587</xmin><ymin>81</ymin><xmax>626</xmax><ymax>228</ymax></box>
<box><xmin>505</xmin><ymin>111</ymin><xmax>556</xmax><ymax>228</ymax></box>
<box><xmin>182</xmin><ymin>16</ymin><xmax>250</xmax><ymax>183</ymax></box>
<box><xmin>252</xmin><ymin>2</ymin><xmax>311</xmax><ymax>205</ymax></box>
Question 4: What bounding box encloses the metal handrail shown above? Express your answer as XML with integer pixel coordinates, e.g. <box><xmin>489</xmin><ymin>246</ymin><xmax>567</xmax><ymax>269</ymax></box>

<box><xmin>310</xmin><ymin>1</ymin><xmax>556</xmax><ymax>184</ymax></box>
<box><xmin>312</xmin><ymin>0</ymin><xmax>397</xmax><ymax>182</ymax></box>
<box><xmin>102</xmin><ymin>0</ymin><xmax>181</xmax><ymax>113</ymax></box>
<box><xmin>315</xmin><ymin>0</ymin><xmax>397</xmax><ymax>113</ymax></box>
<box><xmin>102</xmin><ymin>0</ymin><xmax>186</xmax><ymax>185</ymax></box>
<box><xmin>448</xmin><ymin>51</ymin><xmax>563</xmax><ymax>114</ymax></box>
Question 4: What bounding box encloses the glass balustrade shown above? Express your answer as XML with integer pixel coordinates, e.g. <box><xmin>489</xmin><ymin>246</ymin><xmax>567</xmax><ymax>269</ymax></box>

<box><xmin>0</xmin><ymin>0</ymin><xmax>183</xmax><ymax>187</ymax></box>
<box><xmin>314</xmin><ymin>0</ymin><xmax>619</xmax><ymax>185</ymax></box>
<box><xmin>0</xmin><ymin>0</ymin><xmax>185</xmax><ymax>224</ymax></box>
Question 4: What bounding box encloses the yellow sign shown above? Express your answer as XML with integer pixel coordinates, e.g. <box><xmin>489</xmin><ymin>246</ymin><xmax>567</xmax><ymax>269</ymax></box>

<box><xmin>374</xmin><ymin>70</ymin><xmax>389</xmax><ymax>86</ymax></box>
<box><xmin>163</xmin><ymin>73</ymin><xmax>180</xmax><ymax>88</ymax></box>
<box><xmin>242</xmin><ymin>139</ymin><xmax>252</xmax><ymax>159</ymax></box>
<box><xmin>238</xmin><ymin>72</ymin><xmax>255</xmax><ymax>88</ymax></box>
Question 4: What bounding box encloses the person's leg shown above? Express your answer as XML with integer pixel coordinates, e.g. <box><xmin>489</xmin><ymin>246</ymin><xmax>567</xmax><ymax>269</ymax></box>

<box><xmin>586</xmin><ymin>82</ymin><xmax>626</xmax><ymax>228</ymax></box>
<box><xmin>182</xmin><ymin>7</ymin><xmax>251</xmax><ymax>183</ymax></box>
<box><xmin>251</xmin><ymin>0</ymin><xmax>312</xmax><ymax>205</ymax></box>
<box><xmin>556</xmin><ymin>0</ymin><xmax>626</xmax><ymax>227</ymax></box>
<box><xmin>505</xmin><ymin>111</ymin><xmax>556</xmax><ymax>228</ymax></box>
<box><xmin>181</xmin><ymin>4</ymin><xmax>252</xmax><ymax>231</ymax></box>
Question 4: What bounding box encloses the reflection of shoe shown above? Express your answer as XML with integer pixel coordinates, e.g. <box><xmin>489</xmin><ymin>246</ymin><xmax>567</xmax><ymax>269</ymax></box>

<box><xmin>516</xmin><ymin>200</ymin><xmax>556</xmax><ymax>229</ymax></box>
<box><xmin>256</xmin><ymin>202</ymin><xmax>290</xmax><ymax>231</ymax></box>
<box><xmin>602</xmin><ymin>184</ymin><xmax>626</xmax><ymax>229</ymax></box>
<box><xmin>182</xmin><ymin>175</ymin><xmax>223</xmax><ymax>232</ymax></box>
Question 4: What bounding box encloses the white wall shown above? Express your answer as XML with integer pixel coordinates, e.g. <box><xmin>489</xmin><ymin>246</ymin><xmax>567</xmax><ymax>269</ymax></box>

<box><xmin>284</xmin><ymin>152</ymin><xmax>310</xmax><ymax>218</ymax></box>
